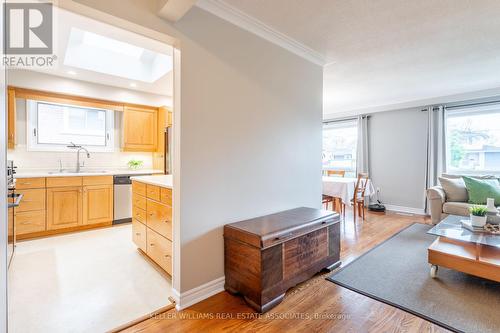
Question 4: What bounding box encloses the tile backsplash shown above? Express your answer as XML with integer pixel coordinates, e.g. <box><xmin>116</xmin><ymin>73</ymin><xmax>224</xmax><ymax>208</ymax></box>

<box><xmin>9</xmin><ymin>145</ymin><xmax>153</xmax><ymax>171</ymax></box>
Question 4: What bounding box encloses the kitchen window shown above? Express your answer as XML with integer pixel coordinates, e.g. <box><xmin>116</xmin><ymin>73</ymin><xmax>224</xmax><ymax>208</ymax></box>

<box><xmin>27</xmin><ymin>100</ymin><xmax>115</xmax><ymax>152</ymax></box>
<box><xmin>445</xmin><ymin>105</ymin><xmax>500</xmax><ymax>173</ymax></box>
<box><xmin>323</xmin><ymin>119</ymin><xmax>358</xmax><ymax>177</ymax></box>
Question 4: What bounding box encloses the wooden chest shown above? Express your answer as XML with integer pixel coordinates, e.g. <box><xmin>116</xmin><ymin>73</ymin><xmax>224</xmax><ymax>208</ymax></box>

<box><xmin>224</xmin><ymin>207</ymin><xmax>341</xmax><ymax>312</ymax></box>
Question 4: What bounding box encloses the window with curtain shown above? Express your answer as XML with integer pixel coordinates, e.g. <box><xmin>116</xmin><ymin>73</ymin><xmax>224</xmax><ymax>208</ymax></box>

<box><xmin>322</xmin><ymin>119</ymin><xmax>358</xmax><ymax>177</ymax></box>
<box><xmin>446</xmin><ymin>105</ymin><xmax>500</xmax><ymax>173</ymax></box>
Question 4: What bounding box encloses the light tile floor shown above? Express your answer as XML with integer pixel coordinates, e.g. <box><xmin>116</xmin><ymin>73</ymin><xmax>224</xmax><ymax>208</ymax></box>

<box><xmin>8</xmin><ymin>224</ymin><xmax>172</xmax><ymax>333</ymax></box>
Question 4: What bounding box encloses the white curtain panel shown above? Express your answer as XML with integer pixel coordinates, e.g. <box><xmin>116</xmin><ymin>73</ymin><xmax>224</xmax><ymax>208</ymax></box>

<box><xmin>356</xmin><ymin>115</ymin><xmax>369</xmax><ymax>174</ymax></box>
<box><xmin>425</xmin><ymin>106</ymin><xmax>446</xmax><ymax>213</ymax></box>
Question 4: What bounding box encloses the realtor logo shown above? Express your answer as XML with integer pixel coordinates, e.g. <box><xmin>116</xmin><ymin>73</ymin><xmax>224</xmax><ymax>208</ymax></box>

<box><xmin>4</xmin><ymin>2</ymin><xmax>53</xmax><ymax>54</ymax></box>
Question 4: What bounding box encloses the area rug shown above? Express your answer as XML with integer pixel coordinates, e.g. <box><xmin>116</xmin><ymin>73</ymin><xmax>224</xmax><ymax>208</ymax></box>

<box><xmin>327</xmin><ymin>223</ymin><xmax>500</xmax><ymax>333</ymax></box>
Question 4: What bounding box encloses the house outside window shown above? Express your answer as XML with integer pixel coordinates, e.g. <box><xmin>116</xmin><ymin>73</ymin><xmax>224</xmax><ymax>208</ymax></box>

<box><xmin>322</xmin><ymin>119</ymin><xmax>357</xmax><ymax>177</ymax></box>
<box><xmin>446</xmin><ymin>105</ymin><xmax>500</xmax><ymax>174</ymax></box>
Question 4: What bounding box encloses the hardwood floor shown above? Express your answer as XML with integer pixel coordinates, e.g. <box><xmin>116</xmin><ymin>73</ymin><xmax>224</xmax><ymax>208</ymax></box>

<box><xmin>121</xmin><ymin>209</ymin><xmax>449</xmax><ymax>333</ymax></box>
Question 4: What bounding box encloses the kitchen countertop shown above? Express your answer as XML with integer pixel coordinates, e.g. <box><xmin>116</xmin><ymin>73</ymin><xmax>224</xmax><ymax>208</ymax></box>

<box><xmin>15</xmin><ymin>169</ymin><xmax>164</xmax><ymax>178</ymax></box>
<box><xmin>130</xmin><ymin>175</ymin><xmax>173</xmax><ymax>188</ymax></box>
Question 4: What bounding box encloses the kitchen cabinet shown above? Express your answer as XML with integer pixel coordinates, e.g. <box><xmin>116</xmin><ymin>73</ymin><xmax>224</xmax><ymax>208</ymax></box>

<box><xmin>83</xmin><ymin>185</ymin><xmax>113</xmax><ymax>225</ymax></box>
<box><xmin>123</xmin><ymin>106</ymin><xmax>158</xmax><ymax>152</ymax></box>
<box><xmin>47</xmin><ymin>186</ymin><xmax>82</xmax><ymax>230</ymax></box>
<box><xmin>131</xmin><ymin>179</ymin><xmax>173</xmax><ymax>275</ymax></box>
<box><xmin>8</xmin><ymin>87</ymin><xmax>16</xmax><ymax>149</ymax></box>
<box><xmin>16</xmin><ymin>175</ymin><xmax>114</xmax><ymax>239</ymax></box>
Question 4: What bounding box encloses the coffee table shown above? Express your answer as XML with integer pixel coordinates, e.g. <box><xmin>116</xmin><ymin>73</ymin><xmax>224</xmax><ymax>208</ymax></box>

<box><xmin>427</xmin><ymin>215</ymin><xmax>500</xmax><ymax>282</ymax></box>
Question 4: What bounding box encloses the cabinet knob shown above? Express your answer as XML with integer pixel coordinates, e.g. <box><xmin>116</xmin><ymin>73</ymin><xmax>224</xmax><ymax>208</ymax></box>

<box><xmin>165</xmin><ymin>254</ymin><xmax>171</xmax><ymax>258</ymax></box>
<box><xmin>149</xmin><ymin>213</ymin><xmax>154</xmax><ymax>216</ymax></box>
<box><xmin>150</xmin><ymin>243</ymin><xmax>155</xmax><ymax>246</ymax></box>
<box><xmin>135</xmin><ymin>233</ymin><xmax>140</xmax><ymax>236</ymax></box>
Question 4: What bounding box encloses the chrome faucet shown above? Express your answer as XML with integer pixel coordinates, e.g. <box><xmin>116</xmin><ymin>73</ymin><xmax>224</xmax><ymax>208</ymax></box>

<box><xmin>67</xmin><ymin>142</ymin><xmax>90</xmax><ymax>173</ymax></box>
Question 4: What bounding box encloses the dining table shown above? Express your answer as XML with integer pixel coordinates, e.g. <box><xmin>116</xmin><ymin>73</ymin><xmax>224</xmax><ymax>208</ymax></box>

<box><xmin>322</xmin><ymin>176</ymin><xmax>375</xmax><ymax>206</ymax></box>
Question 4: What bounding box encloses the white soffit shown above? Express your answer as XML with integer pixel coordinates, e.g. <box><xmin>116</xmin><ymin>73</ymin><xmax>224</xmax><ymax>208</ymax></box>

<box><xmin>195</xmin><ymin>0</ymin><xmax>327</xmax><ymax>66</ymax></box>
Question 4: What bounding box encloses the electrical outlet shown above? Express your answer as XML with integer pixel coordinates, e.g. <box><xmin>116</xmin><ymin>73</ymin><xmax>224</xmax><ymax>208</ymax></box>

<box><xmin>376</xmin><ymin>187</ymin><xmax>381</xmax><ymax>193</ymax></box>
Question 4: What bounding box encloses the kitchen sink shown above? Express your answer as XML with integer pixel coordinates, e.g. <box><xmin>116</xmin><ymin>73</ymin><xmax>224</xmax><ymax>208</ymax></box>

<box><xmin>48</xmin><ymin>170</ymin><xmax>108</xmax><ymax>174</ymax></box>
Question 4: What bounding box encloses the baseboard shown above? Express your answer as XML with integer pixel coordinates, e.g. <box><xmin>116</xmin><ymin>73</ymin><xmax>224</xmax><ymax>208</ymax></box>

<box><xmin>172</xmin><ymin>276</ymin><xmax>225</xmax><ymax>311</ymax></box>
<box><xmin>383</xmin><ymin>204</ymin><xmax>426</xmax><ymax>215</ymax></box>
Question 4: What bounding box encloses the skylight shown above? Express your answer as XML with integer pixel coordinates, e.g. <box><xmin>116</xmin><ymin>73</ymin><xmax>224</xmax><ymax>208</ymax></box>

<box><xmin>82</xmin><ymin>31</ymin><xmax>144</xmax><ymax>58</ymax></box>
<box><xmin>64</xmin><ymin>28</ymin><xmax>172</xmax><ymax>83</ymax></box>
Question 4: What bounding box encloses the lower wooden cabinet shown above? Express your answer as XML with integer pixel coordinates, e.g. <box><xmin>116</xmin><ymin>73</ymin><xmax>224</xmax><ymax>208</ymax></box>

<box><xmin>147</xmin><ymin>228</ymin><xmax>172</xmax><ymax>275</ymax></box>
<box><xmin>17</xmin><ymin>176</ymin><xmax>114</xmax><ymax>238</ymax></box>
<box><xmin>15</xmin><ymin>210</ymin><xmax>46</xmax><ymax>235</ymax></box>
<box><xmin>132</xmin><ymin>180</ymin><xmax>173</xmax><ymax>275</ymax></box>
<box><xmin>83</xmin><ymin>185</ymin><xmax>113</xmax><ymax>225</ymax></box>
<box><xmin>132</xmin><ymin>219</ymin><xmax>147</xmax><ymax>252</ymax></box>
<box><xmin>47</xmin><ymin>186</ymin><xmax>82</xmax><ymax>230</ymax></box>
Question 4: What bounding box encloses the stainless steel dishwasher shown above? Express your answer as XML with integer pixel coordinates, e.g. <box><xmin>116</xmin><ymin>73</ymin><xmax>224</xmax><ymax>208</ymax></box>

<box><xmin>113</xmin><ymin>174</ymin><xmax>151</xmax><ymax>224</ymax></box>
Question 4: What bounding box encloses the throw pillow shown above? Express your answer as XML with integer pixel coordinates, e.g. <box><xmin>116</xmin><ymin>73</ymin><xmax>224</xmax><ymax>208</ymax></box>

<box><xmin>439</xmin><ymin>177</ymin><xmax>468</xmax><ymax>202</ymax></box>
<box><xmin>462</xmin><ymin>176</ymin><xmax>500</xmax><ymax>205</ymax></box>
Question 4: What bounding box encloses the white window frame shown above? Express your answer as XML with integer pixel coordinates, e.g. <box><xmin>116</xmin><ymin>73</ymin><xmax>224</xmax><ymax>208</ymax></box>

<box><xmin>445</xmin><ymin>105</ymin><xmax>500</xmax><ymax>175</ymax></box>
<box><xmin>322</xmin><ymin>119</ymin><xmax>358</xmax><ymax>174</ymax></box>
<box><xmin>26</xmin><ymin>99</ymin><xmax>115</xmax><ymax>152</ymax></box>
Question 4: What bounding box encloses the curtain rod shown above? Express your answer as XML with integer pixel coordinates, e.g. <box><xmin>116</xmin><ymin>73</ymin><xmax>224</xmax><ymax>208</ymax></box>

<box><xmin>323</xmin><ymin>115</ymin><xmax>370</xmax><ymax>124</ymax></box>
<box><xmin>445</xmin><ymin>99</ymin><xmax>500</xmax><ymax>110</ymax></box>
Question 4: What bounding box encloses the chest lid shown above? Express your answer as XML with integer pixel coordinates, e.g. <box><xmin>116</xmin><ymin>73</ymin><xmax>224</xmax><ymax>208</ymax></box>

<box><xmin>224</xmin><ymin>207</ymin><xmax>339</xmax><ymax>248</ymax></box>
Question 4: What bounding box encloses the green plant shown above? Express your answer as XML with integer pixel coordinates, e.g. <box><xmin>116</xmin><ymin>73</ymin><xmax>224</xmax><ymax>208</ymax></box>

<box><xmin>469</xmin><ymin>206</ymin><xmax>487</xmax><ymax>217</ymax></box>
<box><xmin>127</xmin><ymin>159</ymin><xmax>143</xmax><ymax>170</ymax></box>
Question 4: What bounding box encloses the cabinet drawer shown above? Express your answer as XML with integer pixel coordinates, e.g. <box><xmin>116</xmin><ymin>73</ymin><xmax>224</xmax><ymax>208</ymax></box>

<box><xmin>83</xmin><ymin>176</ymin><xmax>113</xmax><ymax>186</ymax></box>
<box><xmin>15</xmin><ymin>177</ymin><xmax>45</xmax><ymax>189</ymax></box>
<box><xmin>146</xmin><ymin>199</ymin><xmax>172</xmax><ymax>240</ymax></box>
<box><xmin>160</xmin><ymin>188</ymin><xmax>172</xmax><ymax>205</ymax></box>
<box><xmin>132</xmin><ymin>194</ymin><xmax>146</xmax><ymax>210</ymax></box>
<box><xmin>147</xmin><ymin>228</ymin><xmax>172</xmax><ymax>274</ymax></box>
<box><xmin>146</xmin><ymin>184</ymin><xmax>160</xmax><ymax>201</ymax></box>
<box><xmin>133</xmin><ymin>206</ymin><xmax>146</xmax><ymax>223</ymax></box>
<box><xmin>132</xmin><ymin>219</ymin><xmax>147</xmax><ymax>252</ymax></box>
<box><xmin>15</xmin><ymin>189</ymin><xmax>46</xmax><ymax>212</ymax></box>
<box><xmin>132</xmin><ymin>181</ymin><xmax>146</xmax><ymax>196</ymax></box>
<box><xmin>46</xmin><ymin>177</ymin><xmax>82</xmax><ymax>187</ymax></box>
<box><xmin>15</xmin><ymin>210</ymin><xmax>46</xmax><ymax>235</ymax></box>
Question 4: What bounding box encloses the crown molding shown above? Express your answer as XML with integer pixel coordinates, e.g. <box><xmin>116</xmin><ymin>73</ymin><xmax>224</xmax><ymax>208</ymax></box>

<box><xmin>196</xmin><ymin>0</ymin><xmax>327</xmax><ymax>66</ymax></box>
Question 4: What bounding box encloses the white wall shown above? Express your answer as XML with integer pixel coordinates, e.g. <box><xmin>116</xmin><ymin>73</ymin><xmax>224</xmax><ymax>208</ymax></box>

<box><xmin>73</xmin><ymin>0</ymin><xmax>323</xmax><ymax>295</ymax></box>
<box><xmin>368</xmin><ymin>108</ymin><xmax>428</xmax><ymax>211</ymax></box>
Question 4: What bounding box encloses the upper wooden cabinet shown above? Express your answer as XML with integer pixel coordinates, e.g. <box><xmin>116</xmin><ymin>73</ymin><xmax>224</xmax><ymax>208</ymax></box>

<box><xmin>123</xmin><ymin>106</ymin><xmax>158</xmax><ymax>152</ymax></box>
<box><xmin>7</xmin><ymin>87</ymin><xmax>16</xmax><ymax>149</ymax></box>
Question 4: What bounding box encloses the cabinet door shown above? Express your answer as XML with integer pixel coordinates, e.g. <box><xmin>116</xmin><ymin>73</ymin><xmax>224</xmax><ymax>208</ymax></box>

<box><xmin>83</xmin><ymin>185</ymin><xmax>113</xmax><ymax>225</ymax></box>
<box><xmin>123</xmin><ymin>106</ymin><xmax>157</xmax><ymax>152</ymax></box>
<box><xmin>7</xmin><ymin>87</ymin><xmax>15</xmax><ymax>149</ymax></box>
<box><xmin>47</xmin><ymin>187</ymin><xmax>82</xmax><ymax>230</ymax></box>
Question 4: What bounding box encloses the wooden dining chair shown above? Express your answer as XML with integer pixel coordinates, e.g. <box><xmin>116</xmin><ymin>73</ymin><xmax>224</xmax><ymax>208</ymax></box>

<box><xmin>322</xmin><ymin>194</ymin><xmax>334</xmax><ymax>211</ymax></box>
<box><xmin>326</xmin><ymin>170</ymin><xmax>346</xmax><ymax>177</ymax></box>
<box><xmin>342</xmin><ymin>173</ymin><xmax>369</xmax><ymax>222</ymax></box>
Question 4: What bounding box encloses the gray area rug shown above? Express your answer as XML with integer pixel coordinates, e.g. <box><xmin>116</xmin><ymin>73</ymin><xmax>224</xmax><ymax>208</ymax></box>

<box><xmin>327</xmin><ymin>223</ymin><xmax>500</xmax><ymax>333</ymax></box>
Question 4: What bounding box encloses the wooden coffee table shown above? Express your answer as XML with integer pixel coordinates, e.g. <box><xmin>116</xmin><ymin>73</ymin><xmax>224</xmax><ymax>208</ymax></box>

<box><xmin>427</xmin><ymin>215</ymin><xmax>500</xmax><ymax>282</ymax></box>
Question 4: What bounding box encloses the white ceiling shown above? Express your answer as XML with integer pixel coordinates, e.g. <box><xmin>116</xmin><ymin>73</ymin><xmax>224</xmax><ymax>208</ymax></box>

<box><xmin>222</xmin><ymin>0</ymin><xmax>500</xmax><ymax>117</ymax></box>
<box><xmin>31</xmin><ymin>7</ymin><xmax>173</xmax><ymax>96</ymax></box>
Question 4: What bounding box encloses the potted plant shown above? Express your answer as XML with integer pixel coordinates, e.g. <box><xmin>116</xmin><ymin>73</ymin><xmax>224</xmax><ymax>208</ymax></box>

<box><xmin>127</xmin><ymin>159</ymin><xmax>143</xmax><ymax>170</ymax></box>
<box><xmin>469</xmin><ymin>206</ymin><xmax>488</xmax><ymax>227</ymax></box>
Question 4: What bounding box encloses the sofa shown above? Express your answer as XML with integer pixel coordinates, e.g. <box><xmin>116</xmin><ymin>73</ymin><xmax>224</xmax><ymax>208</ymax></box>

<box><xmin>426</xmin><ymin>174</ymin><xmax>499</xmax><ymax>224</ymax></box>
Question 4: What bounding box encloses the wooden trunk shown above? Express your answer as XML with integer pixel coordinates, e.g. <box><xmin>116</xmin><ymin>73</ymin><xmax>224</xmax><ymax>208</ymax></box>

<box><xmin>224</xmin><ymin>207</ymin><xmax>341</xmax><ymax>312</ymax></box>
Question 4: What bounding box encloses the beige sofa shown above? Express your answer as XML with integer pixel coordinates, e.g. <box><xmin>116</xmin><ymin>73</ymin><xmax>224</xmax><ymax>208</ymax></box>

<box><xmin>426</xmin><ymin>174</ymin><xmax>498</xmax><ymax>224</ymax></box>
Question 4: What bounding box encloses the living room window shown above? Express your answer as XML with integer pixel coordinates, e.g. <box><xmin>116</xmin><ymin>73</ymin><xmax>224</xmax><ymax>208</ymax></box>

<box><xmin>322</xmin><ymin>119</ymin><xmax>358</xmax><ymax>177</ymax></box>
<box><xmin>445</xmin><ymin>105</ymin><xmax>500</xmax><ymax>174</ymax></box>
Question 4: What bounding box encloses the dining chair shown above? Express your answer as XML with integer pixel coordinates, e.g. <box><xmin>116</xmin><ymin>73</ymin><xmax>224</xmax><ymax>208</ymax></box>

<box><xmin>342</xmin><ymin>172</ymin><xmax>369</xmax><ymax>222</ymax></box>
<box><xmin>322</xmin><ymin>194</ymin><xmax>334</xmax><ymax>211</ymax></box>
<box><xmin>325</xmin><ymin>170</ymin><xmax>346</xmax><ymax>212</ymax></box>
